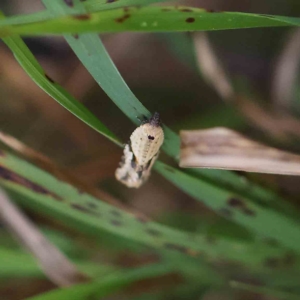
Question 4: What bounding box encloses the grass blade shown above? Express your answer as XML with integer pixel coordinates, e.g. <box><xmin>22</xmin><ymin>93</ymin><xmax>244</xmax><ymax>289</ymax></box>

<box><xmin>1</xmin><ymin>25</ymin><xmax>121</xmax><ymax>146</ymax></box>
<box><xmin>1</xmin><ymin>6</ymin><xmax>299</xmax><ymax>38</ymax></box>
<box><xmin>25</xmin><ymin>264</ymin><xmax>171</xmax><ymax>300</ymax></box>
<box><xmin>154</xmin><ymin>161</ymin><xmax>300</xmax><ymax>252</ymax></box>
<box><xmin>0</xmin><ymin>150</ymin><xmax>296</xmax><ymax>272</ymax></box>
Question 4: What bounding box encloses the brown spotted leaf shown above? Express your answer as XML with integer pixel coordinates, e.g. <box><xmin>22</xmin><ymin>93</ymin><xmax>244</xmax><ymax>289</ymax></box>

<box><xmin>180</xmin><ymin>127</ymin><xmax>300</xmax><ymax>175</ymax></box>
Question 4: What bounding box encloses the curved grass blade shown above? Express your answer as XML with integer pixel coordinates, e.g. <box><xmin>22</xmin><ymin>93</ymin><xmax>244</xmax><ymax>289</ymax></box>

<box><xmin>0</xmin><ymin>248</ymin><xmax>42</xmax><ymax>278</ymax></box>
<box><xmin>1</xmin><ymin>23</ymin><xmax>121</xmax><ymax>147</ymax></box>
<box><xmin>1</xmin><ymin>6</ymin><xmax>299</xmax><ymax>38</ymax></box>
<box><xmin>154</xmin><ymin>161</ymin><xmax>300</xmax><ymax>252</ymax></box>
<box><xmin>0</xmin><ymin>150</ymin><xmax>298</xmax><ymax>272</ymax></box>
<box><xmin>25</xmin><ymin>264</ymin><xmax>171</xmax><ymax>300</ymax></box>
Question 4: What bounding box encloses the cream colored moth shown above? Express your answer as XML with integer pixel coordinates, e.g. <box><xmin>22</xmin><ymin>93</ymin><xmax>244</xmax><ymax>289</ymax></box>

<box><xmin>115</xmin><ymin>112</ymin><xmax>164</xmax><ymax>188</ymax></box>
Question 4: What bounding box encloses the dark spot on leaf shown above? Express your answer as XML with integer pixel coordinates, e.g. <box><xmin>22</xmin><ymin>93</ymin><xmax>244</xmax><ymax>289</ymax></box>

<box><xmin>45</xmin><ymin>74</ymin><xmax>55</xmax><ymax>84</ymax></box>
<box><xmin>227</xmin><ymin>197</ymin><xmax>255</xmax><ymax>216</ymax></box>
<box><xmin>283</xmin><ymin>253</ymin><xmax>296</xmax><ymax>266</ymax></box>
<box><xmin>111</xmin><ymin>219</ymin><xmax>122</xmax><ymax>226</ymax></box>
<box><xmin>264</xmin><ymin>257</ymin><xmax>280</xmax><ymax>268</ymax></box>
<box><xmin>110</xmin><ymin>210</ymin><xmax>122</xmax><ymax>217</ymax></box>
<box><xmin>107</xmin><ymin>0</ymin><xmax>117</xmax><ymax>2</ymax></box>
<box><xmin>219</xmin><ymin>208</ymin><xmax>233</xmax><ymax>218</ymax></box>
<box><xmin>0</xmin><ymin>166</ymin><xmax>63</xmax><ymax>201</ymax></box>
<box><xmin>227</xmin><ymin>197</ymin><xmax>244</xmax><ymax>208</ymax></box>
<box><xmin>180</xmin><ymin>8</ymin><xmax>193</xmax><ymax>12</ymax></box>
<box><xmin>148</xmin><ymin>135</ymin><xmax>155</xmax><ymax>140</ymax></box>
<box><xmin>71</xmin><ymin>204</ymin><xmax>100</xmax><ymax>217</ymax></box>
<box><xmin>64</xmin><ymin>0</ymin><xmax>73</xmax><ymax>6</ymax></box>
<box><xmin>73</xmin><ymin>34</ymin><xmax>79</xmax><ymax>39</ymax></box>
<box><xmin>164</xmin><ymin>243</ymin><xmax>188</xmax><ymax>254</ymax></box>
<box><xmin>123</xmin><ymin>7</ymin><xmax>130</xmax><ymax>12</ymax></box>
<box><xmin>207</xmin><ymin>9</ymin><xmax>221</xmax><ymax>13</ymax></box>
<box><xmin>186</xmin><ymin>17</ymin><xmax>195</xmax><ymax>23</ymax></box>
<box><xmin>243</xmin><ymin>208</ymin><xmax>255</xmax><ymax>216</ymax></box>
<box><xmin>162</xmin><ymin>8</ymin><xmax>172</xmax><ymax>12</ymax></box>
<box><xmin>146</xmin><ymin>228</ymin><xmax>161</xmax><ymax>236</ymax></box>
<box><xmin>87</xmin><ymin>202</ymin><xmax>97</xmax><ymax>209</ymax></box>
<box><xmin>115</xmin><ymin>14</ymin><xmax>130</xmax><ymax>23</ymax></box>
<box><xmin>73</xmin><ymin>14</ymin><xmax>91</xmax><ymax>21</ymax></box>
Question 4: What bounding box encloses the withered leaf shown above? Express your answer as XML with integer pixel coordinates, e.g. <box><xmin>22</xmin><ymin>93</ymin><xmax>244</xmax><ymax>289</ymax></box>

<box><xmin>180</xmin><ymin>127</ymin><xmax>300</xmax><ymax>175</ymax></box>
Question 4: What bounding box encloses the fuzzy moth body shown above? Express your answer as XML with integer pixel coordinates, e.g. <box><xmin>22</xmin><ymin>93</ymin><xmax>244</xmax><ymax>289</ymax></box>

<box><xmin>115</xmin><ymin>113</ymin><xmax>164</xmax><ymax>188</ymax></box>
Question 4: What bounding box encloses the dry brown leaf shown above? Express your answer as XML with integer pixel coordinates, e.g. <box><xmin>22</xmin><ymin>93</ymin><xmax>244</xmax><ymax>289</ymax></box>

<box><xmin>180</xmin><ymin>127</ymin><xmax>300</xmax><ymax>175</ymax></box>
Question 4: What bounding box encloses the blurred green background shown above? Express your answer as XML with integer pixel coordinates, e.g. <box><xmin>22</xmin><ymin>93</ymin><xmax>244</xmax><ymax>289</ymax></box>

<box><xmin>1</xmin><ymin>0</ymin><xmax>300</xmax><ymax>299</ymax></box>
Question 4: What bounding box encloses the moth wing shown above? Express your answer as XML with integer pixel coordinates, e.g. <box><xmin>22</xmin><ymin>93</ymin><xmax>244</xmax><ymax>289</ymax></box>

<box><xmin>115</xmin><ymin>144</ymin><xmax>144</xmax><ymax>188</ymax></box>
<box><xmin>130</xmin><ymin>124</ymin><xmax>164</xmax><ymax>165</ymax></box>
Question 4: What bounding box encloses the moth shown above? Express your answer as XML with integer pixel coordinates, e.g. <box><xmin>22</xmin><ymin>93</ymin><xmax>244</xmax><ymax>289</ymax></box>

<box><xmin>115</xmin><ymin>112</ymin><xmax>164</xmax><ymax>188</ymax></box>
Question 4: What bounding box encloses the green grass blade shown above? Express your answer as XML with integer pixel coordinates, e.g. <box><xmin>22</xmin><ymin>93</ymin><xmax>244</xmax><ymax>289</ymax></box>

<box><xmin>0</xmin><ymin>150</ymin><xmax>297</xmax><ymax>272</ymax></box>
<box><xmin>155</xmin><ymin>161</ymin><xmax>300</xmax><ymax>252</ymax></box>
<box><xmin>0</xmin><ymin>246</ymin><xmax>112</xmax><ymax>279</ymax></box>
<box><xmin>1</xmin><ymin>7</ymin><xmax>299</xmax><ymax>37</ymax></box>
<box><xmin>0</xmin><ymin>248</ymin><xmax>42</xmax><ymax>278</ymax></box>
<box><xmin>25</xmin><ymin>264</ymin><xmax>171</xmax><ymax>300</ymax></box>
<box><xmin>1</xmin><ymin>29</ymin><xmax>121</xmax><ymax>146</ymax></box>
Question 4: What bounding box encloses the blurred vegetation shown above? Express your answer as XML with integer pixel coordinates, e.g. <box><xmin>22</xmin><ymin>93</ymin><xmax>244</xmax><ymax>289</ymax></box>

<box><xmin>1</xmin><ymin>0</ymin><xmax>300</xmax><ymax>299</ymax></box>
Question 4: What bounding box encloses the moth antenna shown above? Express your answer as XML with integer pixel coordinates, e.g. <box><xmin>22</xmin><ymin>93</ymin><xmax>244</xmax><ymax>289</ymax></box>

<box><xmin>149</xmin><ymin>112</ymin><xmax>161</xmax><ymax>127</ymax></box>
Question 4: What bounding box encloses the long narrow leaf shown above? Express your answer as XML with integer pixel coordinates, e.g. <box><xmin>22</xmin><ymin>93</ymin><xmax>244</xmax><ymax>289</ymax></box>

<box><xmin>1</xmin><ymin>7</ymin><xmax>299</xmax><ymax>38</ymax></box>
<box><xmin>1</xmin><ymin>23</ymin><xmax>121</xmax><ymax>146</ymax></box>
<box><xmin>25</xmin><ymin>264</ymin><xmax>171</xmax><ymax>300</ymax></box>
<box><xmin>154</xmin><ymin>161</ymin><xmax>300</xmax><ymax>252</ymax></box>
<box><xmin>0</xmin><ymin>150</ymin><xmax>296</xmax><ymax>272</ymax></box>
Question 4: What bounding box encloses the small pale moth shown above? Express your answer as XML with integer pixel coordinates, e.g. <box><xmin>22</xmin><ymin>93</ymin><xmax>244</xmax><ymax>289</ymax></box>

<box><xmin>115</xmin><ymin>112</ymin><xmax>164</xmax><ymax>188</ymax></box>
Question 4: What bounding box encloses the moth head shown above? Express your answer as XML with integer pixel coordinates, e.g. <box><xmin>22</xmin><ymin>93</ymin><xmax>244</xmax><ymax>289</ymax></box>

<box><xmin>148</xmin><ymin>112</ymin><xmax>161</xmax><ymax>127</ymax></box>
